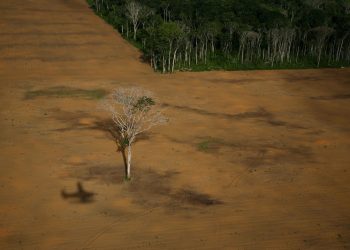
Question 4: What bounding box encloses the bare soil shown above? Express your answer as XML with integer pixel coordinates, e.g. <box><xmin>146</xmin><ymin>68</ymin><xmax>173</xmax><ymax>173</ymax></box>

<box><xmin>1</xmin><ymin>0</ymin><xmax>350</xmax><ymax>249</ymax></box>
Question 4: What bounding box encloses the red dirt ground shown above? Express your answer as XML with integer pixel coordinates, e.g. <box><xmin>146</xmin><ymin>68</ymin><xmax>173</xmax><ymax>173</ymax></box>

<box><xmin>1</xmin><ymin>0</ymin><xmax>350</xmax><ymax>249</ymax></box>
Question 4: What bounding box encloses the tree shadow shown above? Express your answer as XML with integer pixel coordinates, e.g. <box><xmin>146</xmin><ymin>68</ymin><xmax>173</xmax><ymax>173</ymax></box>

<box><xmin>127</xmin><ymin>168</ymin><xmax>223</xmax><ymax>209</ymax></box>
<box><xmin>61</xmin><ymin>166</ymin><xmax>222</xmax><ymax>209</ymax></box>
<box><xmin>172</xmin><ymin>189</ymin><xmax>223</xmax><ymax>206</ymax></box>
<box><xmin>162</xmin><ymin>104</ymin><xmax>307</xmax><ymax>129</ymax></box>
<box><xmin>310</xmin><ymin>94</ymin><xmax>350</xmax><ymax>100</ymax></box>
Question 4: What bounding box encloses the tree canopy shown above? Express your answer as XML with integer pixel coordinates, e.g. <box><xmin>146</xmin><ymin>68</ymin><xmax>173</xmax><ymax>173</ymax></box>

<box><xmin>89</xmin><ymin>0</ymin><xmax>350</xmax><ymax>72</ymax></box>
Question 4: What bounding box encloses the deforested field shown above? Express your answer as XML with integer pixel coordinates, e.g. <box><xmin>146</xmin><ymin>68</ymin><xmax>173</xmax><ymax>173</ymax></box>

<box><xmin>0</xmin><ymin>0</ymin><xmax>350</xmax><ymax>249</ymax></box>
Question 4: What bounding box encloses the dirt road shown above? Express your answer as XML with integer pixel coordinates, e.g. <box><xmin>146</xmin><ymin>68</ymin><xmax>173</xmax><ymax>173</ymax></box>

<box><xmin>1</xmin><ymin>0</ymin><xmax>350</xmax><ymax>249</ymax></box>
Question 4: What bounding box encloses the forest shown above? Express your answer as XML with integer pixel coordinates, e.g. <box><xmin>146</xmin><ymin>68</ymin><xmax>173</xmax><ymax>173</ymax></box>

<box><xmin>88</xmin><ymin>0</ymin><xmax>350</xmax><ymax>72</ymax></box>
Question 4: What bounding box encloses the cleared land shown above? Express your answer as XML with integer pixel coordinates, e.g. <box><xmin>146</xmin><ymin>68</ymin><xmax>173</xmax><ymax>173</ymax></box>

<box><xmin>1</xmin><ymin>0</ymin><xmax>350</xmax><ymax>249</ymax></box>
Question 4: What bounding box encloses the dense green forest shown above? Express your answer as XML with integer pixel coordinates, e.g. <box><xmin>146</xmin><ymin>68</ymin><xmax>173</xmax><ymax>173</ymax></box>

<box><xmin>88</xmin><ymin>0</ymin><xmax>350</xmax><ymax>72</ymax></box>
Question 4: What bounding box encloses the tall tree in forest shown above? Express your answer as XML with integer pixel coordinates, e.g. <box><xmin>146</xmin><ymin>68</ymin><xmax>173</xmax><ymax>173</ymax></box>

<box><xmin>126</xmin><ymin>1</ymin><xmax>153</xmax><ymax>40</ymax></box>
<box><xmin>156</xmin><ymin>22</ymin><xmax>184</xmax><ymax>72</ymax></box>
<box><xmin>310</xmin><ymin>26</ymin><xmax>335</xmax><ymax>66</ymax></box>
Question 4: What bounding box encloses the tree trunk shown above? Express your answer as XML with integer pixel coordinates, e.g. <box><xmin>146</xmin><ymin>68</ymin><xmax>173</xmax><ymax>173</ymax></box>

<box><xmin>195</xmin><ymin>38</ymin><xmax>198</xmax><ymax>64</ymax></box>
<box><xmin>121</xmin><ymin>147</ymin><xmax>128</xmax><ymax>178</ymax></box>
<box><xmin>211</xmin><ymin>38</ymin><xmax>215</xmax><ymax>53</ymax></box>
<box><xmin>205</xmin><ymin>40</ymin><xmax>208</xmax><ymax>64</ymax></box>
<box><xmin>126</xmin><ymin>22</ymin><xmax>129</xmax><ymax>38</ymax></box>
<box><xmin>153</xmin><ymin>55</ymin><xmax>158</xmax><ymax>71</ymax></box>
<box><xmin>150</xmin><ymin>54</ymin><xmax>153</xmax><ymax>68</ymax></box>
<box><xmin>172</xmin><ymin>48</ymin><xmax>178</xmax><ymax>72</ymax></box>
<box><xmin>126</xmin><ymin>144</ymin><xmax>132</xmax><ymax>179</ymax></box>
<box><xmin>168</xmin><ymin>41</ymin><xmax>172</xmax><ymax>72</ymax></box>
<box><xmin>317</xmin><ymin>42</ymin><xmax>324</xmax><ymax>67</ymax></box>
<box><xmin>133</xmin><ymin>24</ymin><xmax>137</xmax><ymax>40</ymax></box>
<box><xmin>336</xmin><ymin>39</ymin><xmax>344</xmax><ymax>62</ymax></box>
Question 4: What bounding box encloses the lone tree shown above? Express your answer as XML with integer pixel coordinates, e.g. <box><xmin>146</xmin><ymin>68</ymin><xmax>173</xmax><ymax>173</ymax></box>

<box><xmin>104</xmin><ymin>87</ymin><xmax>167</xmax><ymax>180</ymax></box>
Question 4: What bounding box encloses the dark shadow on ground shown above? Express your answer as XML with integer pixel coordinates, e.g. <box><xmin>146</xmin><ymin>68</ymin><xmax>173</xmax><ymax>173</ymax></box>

<box><xmin>61</xmin><ymin>182</ymin><xmax>95</xmax><ymax>203</ymax></box>
<box><xmin>172</xmin><ymin>189</ymin><xmax>223</xmax><ymax>206</ymax></box>
<box><xmin>162</xmin><ymin>103</ymin><xmax>270</xmax><ymax>120</ymax></box>
<box><xmin>166</xmin><ymin>134</ymin><xmax>315</xmax><ymax>170</ymax></box>
<box><xmin>310</xmin><ymin>94</ymin><xmax>350</xmax><ymax>100</ymax></box>
<box><xmin>162</xmin><ymin>104</ymin><xmax>307</xmax><ymax>129</ymax></box>
<box><xmin>24</xmin><ymin>86</ymin><xmax>107</xmax><ymax>100</ymax></box>
<box><xmin>61</xmin><ymin>165</ymin><xmax>222</xmax><ymax>209</ymax></box>
<box><xmin>128</xmin><ymin>168</ymin><xmax>223</xmax><ymax>209</ymax></box>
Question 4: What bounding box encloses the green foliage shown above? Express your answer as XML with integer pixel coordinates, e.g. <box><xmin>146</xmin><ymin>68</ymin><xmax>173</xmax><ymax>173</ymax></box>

<box><xmin>87</xmin><ymin>0</ymin><xmax>350</xmax><ymax>72</ymax></box>
<box><xmin>133</xmin><ymin>96</ymin><xmax>155</xmax><ymax>112</ymax></box>
<box><xmin>197</xmin><ymin>137</ymin><xmax>221</xmax><ymax>152</ymax></box>
<box><xmin>197</xmin><ymin>141</ymin><xmax>210</xmax><ymax>151</ymax></box>
<box><xmin>123</xmin><ymin>176</ymin><xmax>132</xmax><ymax>181</ymax></box>
<box><xmin>158</xmin><ymin>22</ymin><xmax>182</xmax><ymax>41</ymax></box>
<box><xmin>120</xmin><ymin>137</ymin><xmax>130</xmax><ymax>148</ymax></box>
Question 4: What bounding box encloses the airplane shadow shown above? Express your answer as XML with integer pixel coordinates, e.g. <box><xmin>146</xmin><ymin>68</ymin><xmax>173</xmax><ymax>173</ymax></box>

<box><xmin>61</xmin><ymin>182</ymin><xmax>96</xmax><ymax>203</ymax></box>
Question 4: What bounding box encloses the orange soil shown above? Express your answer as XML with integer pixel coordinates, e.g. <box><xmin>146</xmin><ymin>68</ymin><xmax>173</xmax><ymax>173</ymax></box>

<box><xmin>1</xmin><ymin>0</ymin><xmax>350</xmax><ymax>249</ymax></box>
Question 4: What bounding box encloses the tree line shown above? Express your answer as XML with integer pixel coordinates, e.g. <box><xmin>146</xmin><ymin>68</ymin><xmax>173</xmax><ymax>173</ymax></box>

<box><xmin>89</xmin><ymin>0</ymin><xmax>350</xmax><ymax>72</ymax></box>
